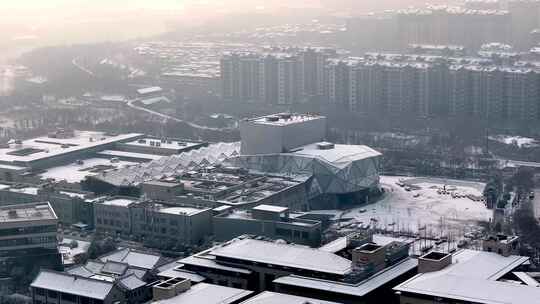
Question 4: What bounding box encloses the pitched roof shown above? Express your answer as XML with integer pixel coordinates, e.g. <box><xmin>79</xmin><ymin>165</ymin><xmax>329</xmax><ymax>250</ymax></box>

<box><xmin>31</xmin><ymin>270</ymin><xmax>114</xmax><ymax>300</ymax></box>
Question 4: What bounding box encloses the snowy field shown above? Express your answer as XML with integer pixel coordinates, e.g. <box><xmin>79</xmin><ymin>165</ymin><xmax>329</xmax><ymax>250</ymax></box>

<box><xmin>340</xmin><ymin>176</ymin><xmax>492</xmax><ymax>238</ymax></box>
<box><xmin>489</xmin><ymin>135</ymin><xmax>539</xmax><ymax>148</ymax></box>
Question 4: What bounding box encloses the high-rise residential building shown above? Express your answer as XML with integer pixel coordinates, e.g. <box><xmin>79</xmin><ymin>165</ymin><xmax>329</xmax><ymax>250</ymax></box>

<box><xmin>379</xmin><ymin>62</ymin><xmax>412</xmax><ymax>116</ymax></box>
<box><xmin>448</xmin><ymin>65</ymin><xmax>470</xmax><ymax>117</ymax></box>
<box><xmin>276</xmin><ymin>54</ymin><xmax>300</xmax><ymax>105</ymax></box>
<box><xmin>327</xmin><ymin>59</ymin><xmax>352</xmax><ymax>109</ymax></box>
<box><xmin>221</xmin><ymin>48</ymin><xmax>336</xmax><ymax>105</ymax></box>
<box><xmin>299</xmin><ymin>48</ymin><xmax>336</xmax><ymax>97</ymax></box>
<box><xmin>502</xmin><ymin>67</ymin><xmax>538</xmax><ymax>121</ymax></box>
<box><xmin>396</xmin><ymin>6</ymin><xmax>512</xmax><ymax>51</ymax></box>
<box><xmin>220</xmin><ymin>53</ymin><xmax>240</xmax><ymax>101</ymax></box>
<box><xmin>350</xmin><ymin>61</ymin><xmax>383</xmax><ymax>114</ymax></box>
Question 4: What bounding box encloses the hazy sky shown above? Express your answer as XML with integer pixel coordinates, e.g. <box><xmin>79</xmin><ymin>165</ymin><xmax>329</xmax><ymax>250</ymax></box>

<box><xmin>0</xmin><ymin>0</ymin><xmax>445</xmax><ymax>56</ymax></box>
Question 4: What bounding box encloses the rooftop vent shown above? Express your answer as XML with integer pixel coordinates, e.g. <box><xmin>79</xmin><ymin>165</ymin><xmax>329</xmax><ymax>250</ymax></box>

<box><xmin>153</xmin><ymin>278</ymin><xmax>191</xmax><ymax>301</ymax></box>
<box><xmin>317</xmin><ymin>142</ymin><xmax>335</xmax><ymax>150</ymax></box>
<box><xmin>418</xmin><ymin>251</ymin><xmax>452</xmax><ymax>273</ymax></box>
<box><xmin>266</xmin><ymin>116</ymin><xmax>280</xmax><ymax>122</ymax></box>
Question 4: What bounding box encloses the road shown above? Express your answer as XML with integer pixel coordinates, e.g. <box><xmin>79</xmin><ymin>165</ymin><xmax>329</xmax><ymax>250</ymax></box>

<box><xmin>126</xmin><ymin>99</ymin><xmax>233</xmax><ymax>132</ymax></box>
<box><xmin>72</xmin><ymin>57</ymin><xmax>96</xmax><ymax>77</ymax></box>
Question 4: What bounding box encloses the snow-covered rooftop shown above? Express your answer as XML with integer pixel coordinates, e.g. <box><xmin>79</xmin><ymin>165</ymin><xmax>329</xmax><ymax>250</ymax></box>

<box><xmin>152</xmin><ymin>283</ymin><xmax>252</xmax><ymax>304</ymax></box>
<box><xmin>0</xmin><ymin>131</ymin><xmax>142</xmax><ymax>164</ymax></box>
<box><xmin>158</xmin><ymin>206</ymin><xmax>207</xmax><ymax>216</ymax></box>
<box><xmin>31</xmin><ymin>270</ymin><xmax>114</xmax><ymax>300</ymax></box>
<box><xmin>137</xmin><ymin>86</ymin><xmax>162</xmax><ymax>95</ymax></box>
<box><xmin>249</xmin><ymin>113</ymin><xmax>325</xmax><ymax>126</ymax></box>
<box><xmin>252</xmin><ymin>205</ymin><xmax>288</xmax><ymax>213</ymax></box>
<box><xmin>274</xmin><ymin>258</ymin><xmax>418</xmax><ymax>297</ymax></box>
<box><xmin>40</xmin><ymin>158</ymin><xmax>138</xmax><ymax>183</ymax></box>
<box><xmin>100</xmin><ymin>198</ymin><xmax>136</xmax><ymax>207</ymax></box>
<box><xmin>394</xmin><ymin>249</ymin><xmax>534</xmax><ymax>304</ymax></box>
<box><xmin>211</xmin><ymin>239</ymin><xmax>352</xmax><ymax>275</ymax></box>
<box><xmin>240</xmin><ymin>291</ymin><xmax>339</xmax><ymax>304</ymax></box>
<box><xmin>123</xmin><ymin>138</ymin><xmax>203</xmax><ymax>151</ymax></box>
<box><xmin>100</xmin><ymin>248</ymin><xmax>163</xmax><ymax>270</ymax></box>
<box><xmin>293</xmin><ymin>143</ymin><xmax>382</xmax><ymax>164</ymax></box>
<box><xmin>97</xmin><ymin>150</ymin><xmax>164</xmax><ymax>161</ymax></box>
<box><xmin>0</xmin><ymin>202</ymin><xmax>56</xmax><ymax>223</ymax></box>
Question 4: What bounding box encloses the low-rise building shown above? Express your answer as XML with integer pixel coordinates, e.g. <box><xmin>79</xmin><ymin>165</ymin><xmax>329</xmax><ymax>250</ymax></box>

<box><xmin>0</xmin><ymin>182</ymin><xmax>95</xmax><ymax>227</ymax></box>
<box><xmin>151</xmin><ymin>279</ymin><xmax>253</xmax><ymax>304</ymax></box>
<box><xmin>0</xmin><ymin>202</ymin><xmax>58</xmax><ymax>253</ymax></box>
<box><xmin>31</xmin><ymin>270</ymin><xmax>133</xmax><ymax>304</ymax></box>
<box><xmin>394</xmin><ymin>249</ymin><xmax>538</xmax><ymax>304</ymax></box>
<box><xmin>93</xmin><ymin>196</ymin><xmax>136</xmax><ymax>236</ymax></box>
<box><xmin>93</xmin><ymin>197</ymin><xmax>213</xmax><ymax>246</ymax></box>
<box><xmin>131</xmin><ymin>202</ymin><xmax>212</xmax><ymax>246</ymax></box>
<box><xmin>240</xmin><ymin>291</ymin><xmax>339</xmax><ymax>304</ymax></box>
<box><xmin>213</xmin><ymin>205</ymin><xmax>322</xmax><ymax>247</ymax></box>
<box><xmin>0</xmin><ymin>202</ymin><xmax>62</xmax><ymax>295</ymax></box>
<box><xmin>172</xmin><ymin>235</ymin><xmax>417</xmax><ymax>303</ymax></box>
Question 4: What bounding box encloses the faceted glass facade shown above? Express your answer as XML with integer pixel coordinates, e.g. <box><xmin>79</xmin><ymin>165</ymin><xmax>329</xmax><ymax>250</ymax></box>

<box><xmin>227</xmin><ymin>152</ymin><xmax>381</xmax><ymax>199</ymax></box>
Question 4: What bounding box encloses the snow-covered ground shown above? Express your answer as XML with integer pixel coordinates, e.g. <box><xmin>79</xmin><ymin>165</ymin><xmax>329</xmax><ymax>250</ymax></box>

<box><xmin>489</xmin><ymin>135</ymin><xmax>539</xmax><ymax>148</ymax></box>
<box><xmin>340</xmin><ymin>176</ymin><xmax>492</xmax><ymax>239</ymax></box>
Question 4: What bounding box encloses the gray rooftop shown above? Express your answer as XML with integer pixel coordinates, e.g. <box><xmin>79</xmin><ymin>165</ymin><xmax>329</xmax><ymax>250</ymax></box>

<box><xmin>0</xmin><ymin>202</ymin><xmax>57</xmax><ymax>224</ymax></box>
<box><xmin>274</xmin><ymin>258</ymin><xmax>418</xmax><ymax>297</ymax></box>
<box><xmin>152</xmin><ymin>283</ymin><xmax>253</xmax><ymax>304</ymax></box>
<box><xmin>0</xmin><ymin>131</ymin><xmax>142</xmax><ymax>163</ymax></box>
<box><xmin>293</xmin><ymin>143</ymin><xmax>382</xmax><ymax>164</ymax></box>
<box><xmin>249</xmin><ymin>113</ymin><xmax>325</xmax><ymax>127</ymax></box>
<box><xmin>211</xmin><ymin>239</ymin><xmax>352</xmax><ymax>275</ymax></box>
<box><xmin>240</xmin><ymin>291</ymin><xmax>339</xmax><ymax>304</ymax></box>
<box><xmin>31</xmin><ymin>270</ymin><xmax>114</xmax><ymax>300</ymax></box>
<box><xmin>394</xmin><ymin>250</ymin><xmax>535</xmax><ymax>304</ymax></box>
<box><xmin>100</xmin><ymin>248</ymin><xmax>163</xmax><ymax>270</ymax></box>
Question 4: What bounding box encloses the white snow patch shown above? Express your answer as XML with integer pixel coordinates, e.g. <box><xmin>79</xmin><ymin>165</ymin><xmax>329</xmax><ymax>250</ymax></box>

<box><xmin>341</xmin><ymin>176</ymin><xmax>492</xmax><ymax>238</ymax></box>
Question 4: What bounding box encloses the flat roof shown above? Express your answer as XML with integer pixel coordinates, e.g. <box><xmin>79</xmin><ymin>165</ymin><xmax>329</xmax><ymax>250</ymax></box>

<box><xmin>7</xmin><ymin>186</ymin><xmax>39</xmax><ymax>195</ymax></box>
<box><xmin>211</xmin><ymin>239</ymin><xmax>352</xmax><ymax>275</ymax></box>
<box><xmin>137</xmin><ymin>86</ymin><xmax>162</xmax><ymax>95</ymax></box>
<box><xmin>248</xmin><ymin>113</ymin><xmax>325</xmax><ymax>126</ymax></box>
<box><xmin>0</xmin><ymin>202</ymin><xmax>57</xmax><ymax>223</ymax></box>
<box><xmin>143</xmin><ymin>180</ymin><xmax>183</xmax><ymax>187</ymax></box>
<box><xmin>123</xmin><ymin>138</ymin><xmax>203</xmax><ymax>151</ymax></box>
<box><xmin>180</xmin><ymin>252</ymin><xmax>253</xmax><ymax>275</ymax></box>
<box><xmin>31</xmin><ymin>270</ymin><xmax>113</xmax><ymax>300</ymax></box>
<box><xmin>40</xmin><ymin>157</ymin><xmax>138</xmax><ymax>183</ymax></box>
<box><xmin>0</xmin><ymin>131</ymin><xmax>142</xmax><ymax>163</ymax></box>
<box><xmin>240</xmin><ymin>291</ymin><xmax>340</xmax><ymax>304</ymax></box>
<box><xmin>274</xmin><ymin>258</ymin><xmax>417</xmax><ymax>297</ymax></box>
<box><xmin>293</xmin><ymin>143</ymin><xmax>382</xmax><ymax>164</ymax></box>
<box><xmin>394</xmin><ymin>250</ymin><xmax>535</xmax><ymax>304</ymax></box>
<box><xmin>152</xmin><ymin>283</ymin><xmax>253</xmax><ymax>304</ymax></box>
<box><xmin>98</xmin><ymin>150</ymin><xmax>164</xmax><ymax>161</ymax></box>
<box><xmin>158</xmin><ymin>266</ymin><xmax>206</xmax><ymax>283</ymax></box>
<box><xmin>100</xmin><ymin>198</ymin><xmax>136</xmax><ymax>207</ymax></box>
<box><xmin>252</xmin><ymin>205</ymin><xmax>288</xmax><ymax>213</ymax></box>
<box><xmin>158</xmin><ymin>206</ymin><xmax>207</xmax><ymax>216</ymax></box>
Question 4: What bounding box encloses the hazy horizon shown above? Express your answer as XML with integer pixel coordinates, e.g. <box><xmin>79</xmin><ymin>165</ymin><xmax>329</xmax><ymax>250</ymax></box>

<box><xmin>0</xmin><ymin>0</ymin><xmax>458</xmax><ymax>59</ymax></box>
